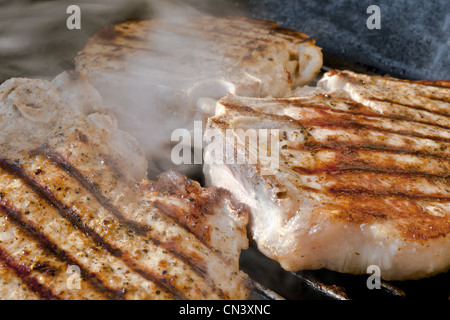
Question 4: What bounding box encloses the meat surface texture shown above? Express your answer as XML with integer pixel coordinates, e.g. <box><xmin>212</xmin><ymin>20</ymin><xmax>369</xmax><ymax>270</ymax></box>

<box><xmin>203</xmin><ymin>70</ymin><xmax>450</xmax><ymax>280</ymax></box>
<box><xmin>74</xmin><ymin>15</ymin><xmax>322</xmax><ymax>177</ymax></box>
<box><xmin>0</xmin><ymin>74</ymin><xmax>251</xmax><ymax>300</ymax></box>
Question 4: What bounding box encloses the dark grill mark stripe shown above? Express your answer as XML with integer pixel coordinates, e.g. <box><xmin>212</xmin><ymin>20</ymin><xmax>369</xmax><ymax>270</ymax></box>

<box><xmin>204</xmin><ymin>25</ymin><xmax>280</xmax><ymax>44</ymax></box>
<box><xmin>152</xmin><ymin>200</ymin><xmax>230</xmax><ymax>266</ymax></box>
<box><xmin>410</xmin><ymin>80</ymin><xmax>450</xmax><ymax>89</ymax></box>
<box><xmin>0</xmin><ymin>201</ymin><xmax>124</xmax><ymax>300</ymax></box>
<box><xmin>292</xmin><ymin>143</ymin><xmax>449</xmax><ymax>161</ymax></box>
<box><xmin>338</xmin><ymin>71</ymin><xmax>450</xmax><ymax>103</ymax></box>
<box><xmin>374</xmin><ymin>82</ymin><xmax>450</xmax><ymax>103</ymax></box>
<box><xmin>227</xmin><ymin>20</ymin><xmax>308</xmax><ymax>42</ymax></box>
<box><xmin>34</xmin><ymin>149</ymin><xmax>149</xmax><ymax>235</ymax></box>
<box><xmin>295</xmin><ymin>141</ymin><xmax>449</xmax><ymax>161</ymax></box>
<box><xmin>152</xmin><ymin>200</ymin><xmax>207</xmax><ymax>243</ymax></box>
<box><xmin>0</xmin><ymin>261</ymin><xmax>38</xmax><ymax>299</ymax></box>
<box><xmin>300</xmin><ymin>125</ymin><xmax>450</xmax><ymax>159</ymax></box>
<box><xmin>418</xmin><ymin>94</ymin><xmax>450</xmax><ymax>104</ymax></box>
<box><xmin>281</xmin><ymin>180</ymin><xmax>450</xmax><ymax>203</ymax></box>
<box><xmin>0</xmin><ymin>247</ymin><xmax>59</xmax><ymax>300</ymax></box>
<box><xmin>368</xmin><ymin>97</ymin><xmax>450</xmax><ymax>118</ymax></box>
<box><xmin>143</xmin><ymin>234</ymin><xmax>220</xmax><ymax>296</ymax></box>
<box><xmin>289</xmin><ymin>167</ymin><xmax>450</xmax><ymax>199</ymax></box>
<box><xmin>292</xmin><ymin>166</ymin><xmax>450</xmax><ymax>179</ymax></box>
<box><xmin>299</xmin><ymin>119</ymin><xmax>450</xmax><ymax>143</ymax></box>
<box><xmin>36</xmin><ymin>150</ymin><xmax>222</xmax><ymax>295</ymax></box>
<box><xmin>229</xmin><ymin>101</ymin><xmax>450</xmax><ymax>146</ymax></box>
<box><xmin>0</xmin><ymin>159</ymin><xmax>187</xmax><ymax>300</ymax></box>
<box><xmin>327</xmin><ymin>187</ymin><xmax>450</xmax><ymax>201</ymax></box>
<box><xmin>333</xmin><ymin>174</ymin><xmax>449</xmax><ymax>198</ymax></box>
<box><xmin>289</xmin><ymin>106</ymin><xmax>450</xmax><ymax>142</ymax></box>
<box><xmin>277</xmin><ymin>98</ymin><xmax>450</xmax><ymax>130</ymax></box>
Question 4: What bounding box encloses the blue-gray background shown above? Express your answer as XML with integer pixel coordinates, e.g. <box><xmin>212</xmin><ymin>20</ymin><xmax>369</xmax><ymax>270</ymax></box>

<box><xmin>0</xmin><ymin>0</ymin><xmax>448</xmax><ymax>82</ymax></box>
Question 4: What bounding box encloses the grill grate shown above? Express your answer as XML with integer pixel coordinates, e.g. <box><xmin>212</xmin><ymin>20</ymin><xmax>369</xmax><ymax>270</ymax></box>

<box><xmin>241</xmin><ymin>246</ymin><xmax>450</xmax><ymax>300</ymax></box>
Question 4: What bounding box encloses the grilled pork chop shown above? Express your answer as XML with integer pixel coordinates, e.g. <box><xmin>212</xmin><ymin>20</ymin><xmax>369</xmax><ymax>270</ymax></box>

<box><xmin>203</xmin><ymin>71</ymin><xmax>450</xmax><ymax>280</ymax></box>
<box><xmin>0</xmin><ymin>74</ymin><xmax>251</xmax><ymax>299</ymax></box>
<box><xmin>74</xmin><ymin>15</ymin><xmax>322</xmax><ymax>177</ymax></box>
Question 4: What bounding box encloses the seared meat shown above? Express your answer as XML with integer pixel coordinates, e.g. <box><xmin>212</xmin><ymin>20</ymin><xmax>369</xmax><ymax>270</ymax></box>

<box><xmin>0</xmin><ymin>75</ymin><xmax>251</xmax><ymax>299</ymax></box>
<box><xmin>74</xmin><ymin>15</ymin><xmax>322</xmax><ymax>177</ymax></box>
<box><xmin>203</xmin><ymin>71</ymin><xmax>450</xmax><ymax>280</ymax></box>
<box><xmin>0</xmin><ymin>262</ymin><xmax>40</xmax><ymax>300</ymax></box>
<box><xmin>318</xmin><ymin>70</ymin><xmax>450</xmax><ymax>127</ymax></box>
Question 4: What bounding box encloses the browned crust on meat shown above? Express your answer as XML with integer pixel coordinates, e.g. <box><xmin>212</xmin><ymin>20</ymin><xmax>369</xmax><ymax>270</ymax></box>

<box><xmin>209</xmin><ymin>72</ymin><xmax>450</xmax><ymax>241</ymax></box>
<box><xmin>142</xmin><ymin>171</ymin><xmax>249</xmax><ymax>246</ymax></box>
<box><xmin>409</xmin><ymin>80</ymin><xmax>450</xmax><ymax>88</ymax></box>
<box><xmin>0</xmin><ymin>148</ymin><xmax>250</xmax><ymax>299</ymax></box>
<box><xmin>75</xmin><ymin>15</ymin><xmax>316</xmax><ymax>88</ymax></box>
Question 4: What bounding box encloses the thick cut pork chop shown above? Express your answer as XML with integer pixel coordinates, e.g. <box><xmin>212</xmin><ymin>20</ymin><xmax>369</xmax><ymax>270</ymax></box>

<box><xmin>0</xmin><ymin>74</ymin><xmax>251</xmax><ymax>299</ymax></box>
<box><xmin>203</xmin><ymin>71</ymin><xmax>450</xmax><ymax>280</ymax></box>
<box><xmin>74</xmin><ymin>15</ymin><xmax>322</xmax><ymax>177</ymax></box>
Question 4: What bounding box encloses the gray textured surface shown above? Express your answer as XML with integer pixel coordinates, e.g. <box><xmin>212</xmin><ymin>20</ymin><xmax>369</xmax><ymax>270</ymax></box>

<box><xmin>242</xmin><ymin>0</ymin><xmax>450</xmax><ymax>80</ymax></box>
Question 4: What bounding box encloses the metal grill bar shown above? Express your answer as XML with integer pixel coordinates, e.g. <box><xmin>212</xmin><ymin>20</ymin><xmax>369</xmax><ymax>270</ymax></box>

<box><xmin>292</xmin><ymin>271</ymin><xmax>349</xmax><ymax>300</ymax></box>
<box><xmin>241</xmin><ymin>246</ymin><xmax>449</xmax><ymax>300</ymax></box>
<box><xmin>250</xmin><ymin>281</ymin><xmax>286</xmax><ymax>300</ymax></box>
<box><xmin>380</xmin><ymin>280</ymin><xmax>406</xmax><ymax>297</ymax></box>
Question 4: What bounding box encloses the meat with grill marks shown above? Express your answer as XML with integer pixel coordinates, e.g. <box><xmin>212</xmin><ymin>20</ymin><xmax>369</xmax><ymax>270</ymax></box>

<box><xmin>74</xmin><ymin>15</ymin><xmax>323</xmax><ymax>177</ymax></box>
<box><xmin>203</xmin><ymin>70</ymin><xmax>450</xmax><ymax>280</ymax></box>
<box><xmin>0</xmin><ymin>74</ymin><xmax>251</xmax><ymax>300</ymax></box>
